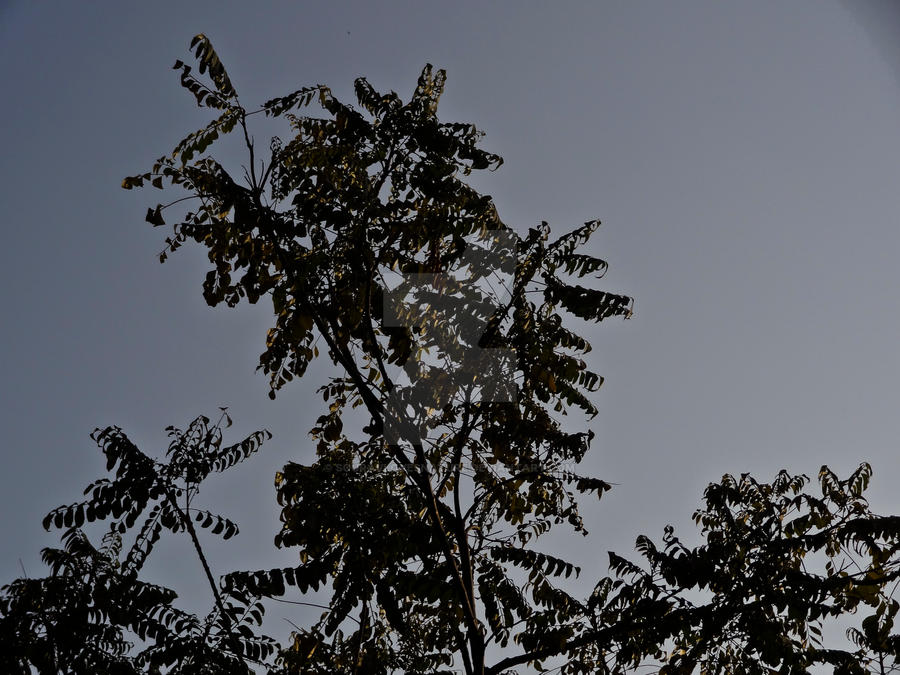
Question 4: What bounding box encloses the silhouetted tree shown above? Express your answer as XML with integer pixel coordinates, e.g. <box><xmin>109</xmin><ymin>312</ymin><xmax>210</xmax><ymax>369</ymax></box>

<box><xmin>3</xmin><ymin>35</ymin><xmax>900</xmax><ymax>674</ymax></box>
<box><xmin>0</xmin><ymin>413</ymin><xmax>277</xmax><ymax>674</ymax></box>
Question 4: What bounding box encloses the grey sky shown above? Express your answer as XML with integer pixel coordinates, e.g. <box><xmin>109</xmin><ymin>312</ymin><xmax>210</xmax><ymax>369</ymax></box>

<box><xmin>2</xmin><ymin>0</ymin><xmax>900</xmax><ymax>664</ymax></box>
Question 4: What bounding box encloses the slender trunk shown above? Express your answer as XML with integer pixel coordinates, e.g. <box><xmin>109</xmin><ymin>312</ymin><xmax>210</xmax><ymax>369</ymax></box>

<box><xmin>164</xmin><ymin>489</ymin><xmax>246</xmax><ymax>665</ymax></box>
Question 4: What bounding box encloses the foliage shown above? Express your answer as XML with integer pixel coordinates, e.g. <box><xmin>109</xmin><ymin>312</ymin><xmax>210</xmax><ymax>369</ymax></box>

<box><xmin>121</xmin><ymin>34</ymin><xmax>633</xmax><ymax>673</ymax></box>
<box><xmin>598</xmin><ymin>462</ymin><xmax>900</xmax><ymax>674</ymax></box>
<box><xmin>0</xmin><ymin>412</ymin><xmax>276</xmax><ymax>674</ymax></box>
<box><xmin>4</xmin><ymin>34</ymin><xmax>900</xmax><ymax>675</ymax></box>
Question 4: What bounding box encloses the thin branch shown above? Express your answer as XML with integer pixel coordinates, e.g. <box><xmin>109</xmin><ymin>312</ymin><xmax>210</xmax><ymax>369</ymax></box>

<box><xmin>163</xmin><ymin>488</ymin><xmax>246</xmax><ymax>664</ymax></box>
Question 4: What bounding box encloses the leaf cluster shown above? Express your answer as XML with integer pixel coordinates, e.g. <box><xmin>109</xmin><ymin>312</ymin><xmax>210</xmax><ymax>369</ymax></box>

<box><xmin>585</xmin><ymin>463</ymin><xmax>900</xmax><ymax>673</ymax></box>
<box><xmin>119</xmin><ymin>35</ymin><xmax>634</xmax><ymax>673</ymax></box>
<box><xmin>0</xmin><ymin>413</ymin><xmax>277</xmax><ymax>674</ymax></box>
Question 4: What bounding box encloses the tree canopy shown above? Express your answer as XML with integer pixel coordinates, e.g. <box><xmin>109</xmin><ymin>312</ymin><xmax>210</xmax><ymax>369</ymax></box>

<box><xmin>3</xmin><ymin>35</ymin><xmax>900</xmax><ymax>675</ymax></box>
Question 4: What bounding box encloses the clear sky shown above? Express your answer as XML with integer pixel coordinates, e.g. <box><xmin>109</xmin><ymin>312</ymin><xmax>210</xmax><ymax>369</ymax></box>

<box><xmin>2</xmin><ymin>0</ymin><xmax>900</xmax><ymax>663</ymax></box>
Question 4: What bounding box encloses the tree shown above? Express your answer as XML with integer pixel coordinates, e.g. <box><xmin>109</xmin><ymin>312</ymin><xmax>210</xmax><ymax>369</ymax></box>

<box><xmin>3</xmin><ymin>34</ymin><xmax>900</xmax><ymax>674</ymax></box>
<box><xmin>0</xmin><ymin>413</ymin><xmax>278</xmax><ymax>674</ymax></box>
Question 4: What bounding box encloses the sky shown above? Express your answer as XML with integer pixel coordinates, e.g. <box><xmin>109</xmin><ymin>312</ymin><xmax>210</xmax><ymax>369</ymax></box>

<box><xmin>3</xmin><ymin>0</ymin><xmax>900</xmax><ymax>665</ymax></box>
